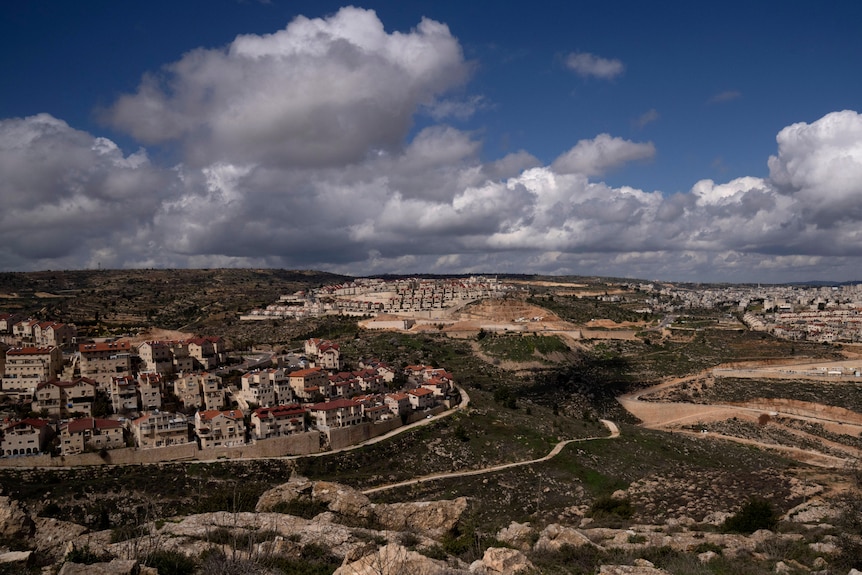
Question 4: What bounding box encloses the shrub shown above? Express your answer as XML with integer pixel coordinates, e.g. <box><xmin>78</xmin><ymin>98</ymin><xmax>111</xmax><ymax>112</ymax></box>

<box><xmin>143</xmin><ymin>550</ymin><xmax>197</xmax><ymax>575</ymax></box>
<box><xmin>722</xmin><ymin>498</ymin><xmax>778</xmax><ymax>534</ymax></box>
<box><xmin>589</xmin><ymin>495</ymin><xmax>634</xmax><ymax>519</ymax></box>
<box><xmin>64</xmin><ymin>544</ymin><xmax>108</xmax><ymax>565</ymax></box>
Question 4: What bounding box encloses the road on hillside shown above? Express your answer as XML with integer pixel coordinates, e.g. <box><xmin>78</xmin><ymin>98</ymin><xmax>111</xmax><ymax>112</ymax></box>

<box><xmin>362</xmin><ymin>419</ymin><xmax>619</xmax><ymax>494</ymax></box>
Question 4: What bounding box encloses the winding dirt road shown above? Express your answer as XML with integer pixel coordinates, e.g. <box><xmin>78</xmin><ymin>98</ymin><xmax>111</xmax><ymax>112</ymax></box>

<box><xmin>362</xmin><ymin>419</ymin><xmax>619</xmax><ymax>494</ymax></box>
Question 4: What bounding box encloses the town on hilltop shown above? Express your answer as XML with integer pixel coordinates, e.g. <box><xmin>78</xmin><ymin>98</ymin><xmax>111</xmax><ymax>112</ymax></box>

<box><xmin>0</xmin><ymin>309</ymin><xmax>458</xmax><ymax>463</ymax></box>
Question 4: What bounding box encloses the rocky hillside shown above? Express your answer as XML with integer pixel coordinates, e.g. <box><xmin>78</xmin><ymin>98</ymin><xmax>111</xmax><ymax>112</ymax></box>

<box><xmin>2</xmin><ymin>474</ymin><xmax>861</xmax><ymax>575</ymax></box>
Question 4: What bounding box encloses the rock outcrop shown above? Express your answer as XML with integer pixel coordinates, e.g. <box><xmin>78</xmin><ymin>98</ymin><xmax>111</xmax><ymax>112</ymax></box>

<box><xmin>333</xmin><ymin>543</ymin><xmax>456</xmax><ymax>575</ymax></box>
<box><xmin>0</xmin><ymin>495</ymin><xmax>34</xmax><ymax>539</ymax></box>
<box><xmin>257</xmin><ymin>478</ymin><xmax>469</xmax><ymax>538</ymax></box>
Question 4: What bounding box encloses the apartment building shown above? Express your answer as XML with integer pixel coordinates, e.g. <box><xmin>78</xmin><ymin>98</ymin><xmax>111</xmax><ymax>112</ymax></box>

<box><xmin>1</xmin><ymin>346</ymin><xmax>63</xmax><ymax>397</ymax></box>
<box><xmin>78</xmin><ymin>341</ymin><xmax>133</xmax><ymax>387</ymax></box>
<box><xmin>131</xmin><ymin>411</ymin><xmax>190</xmax><ymax>449</ymax></box>
<box><xmin>195</xmin><ymin>409</ymin><xmax>245</xmax><ymax>449</ymax></box>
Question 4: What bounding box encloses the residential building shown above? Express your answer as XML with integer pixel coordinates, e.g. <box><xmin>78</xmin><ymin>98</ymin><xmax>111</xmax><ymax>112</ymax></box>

<box><xmin>32</xmin><ymin>378</ymin><xmax>96</xmax><ymax>417</ymax></box>
<box><xmin>384</xmin><ymin>393</ymin><xmax>410</xmax><ymax>417</ymax></box>
<box><xmin>308</xmin><ymin>398</ymin><xmax>362</xmax><ymax>430</ymax></box>
<box><xmin>289</xmin><ymin>367</ymin><xmax>330</xmax><ymax>402</ymax></box>
<box><xmin>187</xmin><ymin>337</ymin><xmax>225</xmax><ymax>370</ymax></box>
<box><xmin>239</xmin><ymin>370</ymin><xmax>276</xmax><ymax>407</ymax></box>
<box><xmin>78</xmin><ymin>341</ymin><xmax>133</xmax><ymax>387</ymax></box>
<box><xmin>1</xmin><ymin>346</ymin><xmax>63</xmax><ymax>397</ymax></box>
<box><xmin>61</xmin><ymin>417</ymin><xmax>125</xmax><ymax>455</ymax></box>
<box><xmin>33</xmin><ymin>321</ymin><xmax>76</xmax><ymax>348</ymax></box>
<box><xmin>2</xmin><ymin>418</ymin><xmax>52</xmax><ymax>456</ymax></box>
<box><xmin>109</xmin><ymin>376</ymin><xmax>139</xmax><ymax>413</ymax></box>
<box><xmin>131</xmin><ymin>411</ymin><xmax>190</xmax><ymax>449</ymax></box>
<box><xmin>174</xmin><ymin>372</ymin><xmax>224</xmax><ymax>410</ymax></box>
<box><xmin>407</xmin><ymin>387</ymin><xmax>435</xmax><ymax>410</ymax></box>
<box><xmin>136</xmin><ymin>341</ymin><xmax>173</xmax><ymax>374</ymax></box>
<box><xmin>250</xmin><ymin>404</ymin><xmax>306</xmax><ymax>440</ymax></box>
<box><xmin>137</xmin><ymin>373</ymin><xmax>162</xmax><ymax>411</ymax></box>
<box><xmin>194</xmin><ymin>409</ymin><xmax>245</xmax><ymax>449</ymax></box>
<box><xmin>304</xmin><ymin>338</ymin><xmax>341</xmax><ymax>370</ymax></box>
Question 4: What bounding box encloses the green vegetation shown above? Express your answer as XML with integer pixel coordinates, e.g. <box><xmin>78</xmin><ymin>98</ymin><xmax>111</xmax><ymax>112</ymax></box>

<box><xmin>722</xmin><ymin>499</ymin><xmax>778</xmax><ymax>534</ymax></box>
<box><xmin>479</xmin><ymin>333</ymin><xmax>570</xmax><ymax>363</ymax></box>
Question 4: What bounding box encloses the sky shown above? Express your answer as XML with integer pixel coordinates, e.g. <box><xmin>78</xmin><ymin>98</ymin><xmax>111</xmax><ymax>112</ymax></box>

<box><xmin>1</xmin><ymin>1</ymin><xmax>861</xmax><ymax>283</ymax></box>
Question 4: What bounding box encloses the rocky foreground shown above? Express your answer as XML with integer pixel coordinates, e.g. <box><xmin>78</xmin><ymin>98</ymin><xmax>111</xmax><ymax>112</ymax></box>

<box><xmin>1</xmin><ymin>476</ymin><xmax>861</xmax><ymax>574</ymax></box>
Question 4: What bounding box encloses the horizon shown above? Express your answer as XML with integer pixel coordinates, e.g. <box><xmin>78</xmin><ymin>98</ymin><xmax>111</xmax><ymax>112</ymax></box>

<box><xmin>2</xmin><ymin>1</ymin><xmax>861</xmax><ymax>283</ymax></box>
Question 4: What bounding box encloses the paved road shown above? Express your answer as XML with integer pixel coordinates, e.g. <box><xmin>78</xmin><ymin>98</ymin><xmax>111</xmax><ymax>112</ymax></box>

<box><xmin>362</xmin><ymin>419</ymin><xmax>619</xmax><ymax>494</ymax></box>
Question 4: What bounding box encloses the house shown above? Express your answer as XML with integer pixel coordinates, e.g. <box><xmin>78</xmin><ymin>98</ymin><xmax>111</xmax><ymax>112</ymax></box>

<box><xmin>384</xmin><ymin>393</ymin><xmax>410</xmax><ymax>417</ymax></box>
<box><xmin>131</xmin><ymin>411</ymin><xmax>190</xmax><ymax>449</ymax></box>
<box><xmin>136</xmin><ymin>341</ymin><xmax>173</xmax><ymax>374</ymax></box>
<box><xmin>250</xmin><ymin>404</ymin><xmax>307</xmax><ymax>440</ymax></box>
<box><xmin>406</xmin><ymin>387</ymin><xmax>435</xmax><ymax>410</ymax></box>
<box><xmin>289</xmin><ymin>367</ymin><xmax>330</xmax><ymax>402</ymax></box>
<box><xmin>109</xmin><ymin>375</ymin><xmax>139</xmax><ymax>413</ymax></box>
<box><xmin>2</xmin><ymin>418</ymin><xmax>52</xmax><ymax>456</ymax></box>
<box><xmin>304</xmin><ymin>338</ymin><xmax>341</xmax><ymax>370</ymax></box>
<box><xmin>239</xmin><ymin>371</ymin><xmax>276</xmax><ymax>407</ymax></box>
<box><xmin>32</xmin><ymin>378</ymin><xmax>96</xmax><ymax>417</ymax></box>
<box><xmin>307</xmin><ymin>398</ymin><xmax>362</xmax><ymax>430</ymax></box>
<box><xmin>186</xmin><ymin>337</ymin><xmax>225</xmax><ymax>370</ymax></box>
<box><xmin>0</xmin><ymin>313</ymin><xmax>24</xmax><ymax>334</ymax></box>
<box><xmin>137</xmin><ymin>373</ymin><xmax>162</xmax><ymax>411</ymax></box>
<box><xmin>34</xmin><ymin>321</ymin><xmax>76</xmax><ymax>348</ymax></box>
<box><xmin>175</xmin><ymin>372</ymin><xmax>224</xmax><ymax>411</ymax></box>
<box><xmin>61</xmin><ymin>417</ymin><xmax>125</xmax><ymax>455</ymax></box>
<box><xmin>1</xmin><ymin>346</ymin><xmax>64</xmax><ymax>398</ymax></box>
<box><xmin>194</xmin><ymin>409</ymin><xmax>245</xmax><ymax>449</ymax></box>
<box><xmin>362</xmin><ymin>403</ymin><xmax>392</xmax><ymax>423</ymax></box>
<box><xmin>78</xmin><ymin>341</ymin><xmax>132</xmax><ymax>387</ymax></box>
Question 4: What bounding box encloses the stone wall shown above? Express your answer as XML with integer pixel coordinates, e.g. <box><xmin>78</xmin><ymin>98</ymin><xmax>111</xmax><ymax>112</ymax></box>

<box><xmin>0</xmin><ymin>431</ymin><xmax>321</xmax><ymax>468</ymax></box>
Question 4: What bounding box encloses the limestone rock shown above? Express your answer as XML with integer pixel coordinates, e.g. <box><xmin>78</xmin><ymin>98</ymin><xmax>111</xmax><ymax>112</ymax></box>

<box><xmin>481</xmin><ymin>547</ymin><xmax>533</xmax><ymax>574</ymax></box>
<box><xmin>313</xmin><ymin>481</ymin><xmax>373</xmax><ymax>519</ymax></box>
<box><xmin>33</xmin><ymin>517</ymin><xmax>89</xmax><ymax>560</ymax></box>
<box><xmin>598</xmin><ymin>565</ymin><xmax>671</xmax><ymax>574</ymax></box>
<box><xmin>255</xmin><ymin>475</ymin><xmax>313</xmax><ymax>512</ymax></box>
<box><xmin>495</xmin><ymin>521</ymin><xmax>534</xmax><ymax>551</ymax></box>
<box><xmin>0</xmin><ymin>496</ymin><xmax>34</xmax><ymax>539</ymax></box>
<box><xmin>58</xmin><ymin>559</ymin><xmax>139</xmax><ymax>575</ymax></box>
<box><xmin>697</xmin><ymin>550</ymin><xmax>718</xmax><ymax>563</ymax></box>
<box><xmin>373</xmin><ymin>497</ymin><xmax>469</xmax><ymax>538</ymax></box>
<box><xmin>333</xmin><ymin>543</ymin><xmax>458</xmax><ymax>575</ymax></box>
<box><xmin>0</xmin><ymin>550</ymin><xmax>31</xmax><ymax>565</ymax></box>
<box><xmin>534</xmin><ymin>523</ymin><xmax>596</xmax><ymax>551</ymax></box>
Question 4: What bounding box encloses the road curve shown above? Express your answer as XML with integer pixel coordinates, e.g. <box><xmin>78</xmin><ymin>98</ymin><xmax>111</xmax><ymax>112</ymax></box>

<box><xmin>362</xmin><ymin>419</ymin><xmax>619</xmax><ymax>495</ymax></box>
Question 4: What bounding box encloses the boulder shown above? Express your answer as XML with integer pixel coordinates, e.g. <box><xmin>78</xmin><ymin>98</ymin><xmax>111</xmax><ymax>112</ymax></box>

<box><xmin>0</xmin><ymin>496</ymin><xmax>34</xmax><ymax>539</ymax></box>
<box><xmin>481</xmin><ymin>547</ymin><xmax>533</xmax><ymax>574</ymax></box>
<box><xmin>0</xmin><ymin>551</ymin><xmax>31</xmax><ymax>565</ymax></box>
<box><xmin>333</xmin><ymin>543</ymin><xmax>458</xmax><ymax>575</ymax></box>
<box><xmin>58</xmin><ymin>559</ymin><xmax>139</xmax><ymax>575</ymax></box>
<box><xmin>495</xmin><ymin>521</ymin><xmax>534</xmax><ymax>551</ymax></box>
<box><xmin>373</xmin><ymin>497</ymin><xmax>469</xmax><ymax>538</ymax></box>
<box><xmin>255</xmin><ymin>475</ymin><xmax>314</xmax><ymax>512</ymax></box>
<box><xmin>33</xmin><ymin>517</ymin><xmax>89</xmax><ymax>560</ymax></box>
<box><xmin>534</xmin><ymin>523</ymin><xmax>596</xmax><ymax>551</ymax></box>
<box><xmin>313</xmin><ymin>481</ymin><xmax>373</xmax><ymax>520</ymax></box>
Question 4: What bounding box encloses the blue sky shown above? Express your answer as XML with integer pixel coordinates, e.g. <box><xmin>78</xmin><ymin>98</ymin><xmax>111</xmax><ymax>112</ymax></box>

<box><xmin>1</xmin><ymin>1</ymin><xmax>861</xmax><ymax>282</ymax></box>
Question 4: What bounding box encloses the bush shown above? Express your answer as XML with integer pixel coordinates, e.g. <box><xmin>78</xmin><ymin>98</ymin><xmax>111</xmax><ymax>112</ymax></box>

<box><xmin>589</xmin><ymin>495</ymin><xmax>634</xmax><ymax>519</ymax></box>
<box><xmin>64</xmin><ymin>544</ymin><xmax>108</xmax><ymax>565</ymax></box>
<box><xmin>143</xmin><ymin>550</ymin><xmax>197</xmax><ymax>575</ymax></box>
<box><xmin>722</xmin><ymin>498</ymin><xmax>778</xmax><ymax>534</ymax></box>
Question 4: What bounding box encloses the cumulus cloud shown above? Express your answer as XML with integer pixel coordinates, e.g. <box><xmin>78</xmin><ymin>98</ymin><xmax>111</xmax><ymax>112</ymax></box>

<box><xmin>0</xmin><ymin>114</ymin><xmax>172</xmax><ymax>268</ymax></box>
<box><xmin>565</xmin><ymin>52</ymin><xmax>624</xmax><ymax>79</ymax></box>
<box><xmin>551</xmin><ymin>134</ymin><xmax>656</xmax><ymax>176</ymax></box>
<box><xmin>103</xmin><ymin>7</ymin><xmax>471</xmax><ymax>168</ymax></box>
<box><xmin>5</xmin><ymin>8</ymin><xmax>862</xmax><ymax>283</ymax></box>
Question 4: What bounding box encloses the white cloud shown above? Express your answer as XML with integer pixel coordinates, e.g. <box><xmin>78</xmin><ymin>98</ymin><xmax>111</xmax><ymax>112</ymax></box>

<box><xmin>634</xmin><ymin>108</ymin><xmax>659</xmax><ymax>129</ymax></box>
<box><xmin>708</xmin><ymin>90</ymin><xmax>742</xmax><ymax>104</ymax></box>
<box><xmin>551</xmin><ymin>134</ymin><xmax>656</xmax><ymax>176</ymax></box>
<box><xmin>104</xmin><ymin>7</ymin><xmax>471</xmax><ymax>168</ymax></box>
<box><xmin>565</xmin><ymin>52</ymin><xmax>624</xmax><ymax>79</ymax></box>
